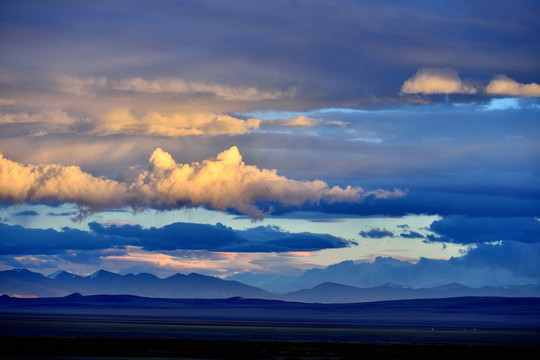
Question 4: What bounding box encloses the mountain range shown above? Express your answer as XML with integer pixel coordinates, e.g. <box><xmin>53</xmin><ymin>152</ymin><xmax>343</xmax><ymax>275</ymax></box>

<box><xmin>1</xmin><ymin>268</ymin><xmax>539</xmax><ymax>303</ymax></box>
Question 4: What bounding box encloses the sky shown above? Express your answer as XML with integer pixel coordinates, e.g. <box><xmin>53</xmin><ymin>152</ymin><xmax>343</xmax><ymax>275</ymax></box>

<box><xmin>0</xmin><ymin>0</ymin><xmax>539</xmax><ymax>292</ymax></box>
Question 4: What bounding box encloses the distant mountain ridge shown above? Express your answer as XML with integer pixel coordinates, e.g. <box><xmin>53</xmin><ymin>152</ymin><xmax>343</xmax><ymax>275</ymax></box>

<box><xmin>0</xmin><ymin>268</ymin><xmax>274</xmax><ymax>299</ymax></box>
<box><xmin>1</xmin><ymin>269</ymin><xmax>539</xmax><ymax>303</ymax></box>
<box><xmin>282</xmin><ymin>281</ymin><xmax>540</xmax><ymax>303</ymax></box>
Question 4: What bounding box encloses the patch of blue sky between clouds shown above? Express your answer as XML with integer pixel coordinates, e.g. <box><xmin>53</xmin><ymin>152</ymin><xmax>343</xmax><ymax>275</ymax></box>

<box><xmin>243</xmin><ymin>98</ymin><xmax>539</xmax><ymax>123</ymax></box>
<box><xmin>482</xmin><ymin>98</ymin><xmax>540</xmax><ymax>111</ymax></box>
<box><xmin>241</xmin><ymin>108</ymin><xmax>370</xmax><ymax>121</ymax></box>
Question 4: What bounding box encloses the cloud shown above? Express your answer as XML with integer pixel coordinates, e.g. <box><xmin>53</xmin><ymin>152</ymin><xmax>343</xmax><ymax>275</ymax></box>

<box><xmin>399</xmin><ymin>231</ymin><xmax>424</xmax><ymax>239</ymax></box>
<box><xmin>325</xmin><ymin>120</ymin><xmax>349</xmax><ymax>127</ymax></box>
<box><xmin>0</xmin><ymin>223</ymin><xmax>112</xmax><ymax>255</ymax></box>
<box><xmin>262</xmin><ymin>116</ymin><xmax>349</xmax><ymax>128</ymax></box>
<box><xmin>427</xmin><ymin>216</ymin><xmax>540</xmax><ymax>244</ymax></box>
<box><xmin>401</xmin><ymin>67</ymin><xmax>477</xmax><ymax>95</ymax></box>
<box><xmin>486</xmin><ymin>75</ymin><xmax>540</xmax><ymax>97</ymax></box>
<box><xmin>0</xmin><ymin>109</ymin><xmax>260</xmax><ymax>137</ymax></box>
<box><xmin>0</xmin><ymin>147</ymin><xmax>404</xmax><ymax>219</ymax></box>
<box><xmin>359</xmin><ymin>228</ymin><xmax>395</xmax><ymax>239</ymax></box>
<box><xmin>111</xmin><ymin>77</ymin><xmax>295</xmax><ymax>101</ymax></box>
<box><xmin>93</xmin><ymin>109</ymin><xmax>260</xmax><ymax>136</ymax></box>
<box><xmin>0</xmin><ymin>111</ymin><xmax>75</xmax><ymax>125</ymax></box>
<box><xmin>230</xmin><ymin>241</ymin><xmax>540</xmax><ymax>292</ymax></box>
<box><xmin>0</xmin><ymin>221</ymin><xmax>351</xmax><ymax>255</ymax></box>
<box><xmin>47</xmin><ymin>211</ymin><xmax>78</xmax><ymax>217</ymax></box>
<box><xmin>0</xmin><ymin>110</ymin><xmax>78</xmax><ymax>136</ymax></box>
<box><xmin>13</xmin><ymin>210</ymin><xmax>38</xmax><ymax>216</ymax></box>
<box><xmin>48</xmin><ymin>74</ymin><xmax>294</xmax><ymax>101</ymax></box>
<box><xmin>89</xmin><ymin>221</ymin><xmax>351</xmax><ymax>252</ymax></box>
<box><xmin>264</xmin><ymin>115</ymin><xmax>320</xmax><ymax>128</ymax></box>
<box><xmin>54</xmin><ymin>75</ymin><xmax>108</xmax><ymax>96</ymax></box>
<box><xmin>0</xmin><ymin>153</ymin><xmax>127</xmax><ymax>217</ymax></box>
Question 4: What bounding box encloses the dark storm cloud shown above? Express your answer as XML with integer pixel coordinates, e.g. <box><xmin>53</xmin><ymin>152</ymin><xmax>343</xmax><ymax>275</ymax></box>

<box><xmin>427</xmin><ymin>216</ymin><xmax>540</xmax><ymax>244</ymax></box>
<box><xmin>266</xmin><ymin>190</ymin><xmax>540</xmax><ymax>219</ymax></box>
<box><xmin>0</xmin><ymin>223</ymin><xmax>113</xmax><ymax>255</ymax></box>
<box><xmin>0</xmin><ymin>221</ymin><xmax>352</xmax><ymax>255</ymax></box>
<box><xmin>359</xmin><ymin>228</ymin><xmax>394</xmax><ymax>239</ymax></box>
<box><xmin>89</xmin><ymin>221</ymin><xmax>352</xmax><ymax>252</ymax></box>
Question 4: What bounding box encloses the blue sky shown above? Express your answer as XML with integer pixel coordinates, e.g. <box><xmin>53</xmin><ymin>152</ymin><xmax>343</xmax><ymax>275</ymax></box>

<box><xmin>0</xmin><ymin>0</ymin><xmax>539</xmax><ymax>291</ymax></box>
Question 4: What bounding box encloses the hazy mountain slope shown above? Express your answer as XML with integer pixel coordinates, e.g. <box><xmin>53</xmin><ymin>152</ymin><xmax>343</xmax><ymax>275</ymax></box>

<box><xmin>0</xmin><ymin>269</ymin><xmax>274</xmax><ymax>299</ymax></box>
<box><xmin>1</xmin><ymin>269</ymin><xmax>539</xmax><ymax>302</ymax></box>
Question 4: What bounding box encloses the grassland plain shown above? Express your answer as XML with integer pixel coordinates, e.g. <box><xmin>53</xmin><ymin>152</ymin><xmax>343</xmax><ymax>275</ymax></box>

<box><xmin>1</xmin><ymin>295</ymin><xmax>539</xmax><ymax>358</ymax></box>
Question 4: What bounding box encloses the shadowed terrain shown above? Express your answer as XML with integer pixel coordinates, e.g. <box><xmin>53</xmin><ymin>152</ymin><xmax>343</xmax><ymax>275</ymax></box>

<box><xmin>1</xmin><ymin>292</ymin><xmax>540</xmax><ymax>358</ymax></box>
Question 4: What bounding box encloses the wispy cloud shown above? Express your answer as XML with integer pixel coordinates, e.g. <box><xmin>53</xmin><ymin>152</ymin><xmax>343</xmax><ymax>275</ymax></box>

<box><xmin>94</xmin><ymin>109</ymin><xmax>260</xmax><ymax>136</ymax></box>
<box><xmin>264</xmin><ymin>115</ymin><xmax>320</xmax><ymax>128</ymax></box>
<box><xmin>111</xmin><ymin>77</ymin><xmax>296</xmax><ymax>101</ymax></box>
<box><xmin>47</xmin><ymin>73</ymin><xmax>295</xmax><ymax>101</ymax></box>
<box><xmin>54</xmin><ymin>75</ymin><xmax>108</xmax><ymax>96</ymax></box>
<box><xmin>0</xmin><ymin>110</ymin><xmax>79</xmax><ymax>136</ymax></box>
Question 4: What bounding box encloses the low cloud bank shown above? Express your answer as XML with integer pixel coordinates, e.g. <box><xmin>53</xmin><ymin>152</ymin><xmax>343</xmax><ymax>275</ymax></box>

<box><xmin>229</xmin><ymin>241</ymin><xmax>540</xmax><ymax>292</ymax></box>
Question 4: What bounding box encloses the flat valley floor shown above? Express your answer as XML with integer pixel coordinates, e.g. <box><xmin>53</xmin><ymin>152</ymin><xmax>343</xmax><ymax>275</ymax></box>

<box><xmin>1</xmin><ymin>296</ymin><xmax>539</xmax><ymax>359</ymax></box>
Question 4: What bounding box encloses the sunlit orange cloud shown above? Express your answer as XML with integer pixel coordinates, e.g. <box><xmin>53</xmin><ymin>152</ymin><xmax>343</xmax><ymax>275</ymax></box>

<box><xmin>13</xmin><ymin>255</ymin><xmax>50</xmax><ymax>266</ymax></box>
<box><xmin>0</xmin><ymin>147</ymin><xmax>405</xmax><ymax>219</ymax></box>
<box><xmin>102</xmin><ymin>249</ymin><xmax>266</xmax><ymax>274</ymax></box>
<box><xmin>262</xmin><ymin>115</ymin><xmax>320</xmax><ymax>128</ymax></box>
<box><xmin>281</xmin><ymin>251</ymin><xmax>315</xmax><ymax>257</ymax></box>
<box><xmin>401</xmin><ymin>67</ymin><xmax>477</xmax><ymax>95</ymax></box>
<box><xmin>486</xmin><ymin>75</ymin><xmax>540</xmax><ymax>97</ymax></box>
<box><xmin>100</xmin><ymin>247</ymin><xmax>325</xmax><ymax>277</ymax></box>
<box><xmin>0</xmin><ymin>108</ymin><xmax>260</xmax><ymax>137</ymax></box>
<box><xmin>93</xmin><ymin>109</ymin><xmax>260</xmax><ymax>136</ymax></box>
